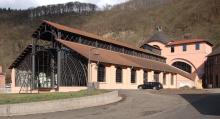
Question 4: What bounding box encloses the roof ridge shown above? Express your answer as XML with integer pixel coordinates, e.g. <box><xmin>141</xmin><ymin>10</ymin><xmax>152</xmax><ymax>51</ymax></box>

<box><xmin>141</xmin><ymin>31</ymin><xmax>170</xmax><ymax>45</ymax></box>
<box><xmin>167</xmin><ymin>38</ymin><xmax>213</xmax><ymax>46</ymax></box>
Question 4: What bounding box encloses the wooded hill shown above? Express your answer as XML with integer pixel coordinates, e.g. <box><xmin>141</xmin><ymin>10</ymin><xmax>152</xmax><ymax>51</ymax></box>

<box><xmin>0</xmin><ymin>0</ymin><xmax>220</xmax><ymax>74</ymax></box>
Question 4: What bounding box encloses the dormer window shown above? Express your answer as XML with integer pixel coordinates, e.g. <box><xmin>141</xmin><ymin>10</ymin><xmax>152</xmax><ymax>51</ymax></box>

<box><xmin>196</xmin><ymin>43</ymin><xmax>200</xmax><ymax>50</ymax></box>
<box><xmin>182</xmin><ymin>44</ymin><xmax>187</xmax><ymax>52</ymax></box>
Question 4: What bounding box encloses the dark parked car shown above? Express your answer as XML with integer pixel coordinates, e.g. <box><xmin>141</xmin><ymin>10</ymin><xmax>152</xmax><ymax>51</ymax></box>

<box><xmin>138</xmin><ymin>82</ymin><xmax>163</xmax><ymax>90</ymax></box>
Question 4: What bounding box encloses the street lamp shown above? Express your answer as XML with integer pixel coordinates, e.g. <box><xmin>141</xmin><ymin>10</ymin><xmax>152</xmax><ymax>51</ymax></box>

<box><xmin>88</xmin><ymin>47</ymin><xmax>99</xmax><ymax>89</ymax></box>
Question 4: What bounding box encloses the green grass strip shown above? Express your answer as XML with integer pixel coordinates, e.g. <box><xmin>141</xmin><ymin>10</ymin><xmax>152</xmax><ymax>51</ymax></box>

<box><xmin>0</xmin><ymin>89</ymin><xmax>110</xmax><ymax>105</ymax></box>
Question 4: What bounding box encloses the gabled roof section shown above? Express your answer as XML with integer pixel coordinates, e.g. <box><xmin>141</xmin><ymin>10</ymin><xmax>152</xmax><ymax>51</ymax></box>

<box><xmin>9</xmin><ymin>45</ymin><xmax>32</xmax><ymax>69</ymax></box>
<box><xmin>57</xmin><ymin>39</ymin><xmax>193</xmax><ymax>80</ymax></box>
<box><xmin>142</xmin><ymin>31</ymin><xmax>170</xmax><ymax>45</ymax></box>
<box><xmin>167</xmin><ymin>39</ymin><xmax>213</xmax><ymax>46</ymax></box>
<box><xmin>36</xmin><ymin>20</ymin><xmax>165</xmax><ymax>59</ymax></box>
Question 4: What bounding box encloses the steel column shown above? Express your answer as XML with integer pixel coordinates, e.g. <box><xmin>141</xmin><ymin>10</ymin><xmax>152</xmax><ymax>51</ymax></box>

<box><xmin>32</xmin><ymin>38</ymin><xmax>36</xmax><ymax>91</ymax></box>
<box><xmin>57</xmin><ymin>47</ymin><xmax>61</xmax><ymax>91</ymax></box>
<box><xmin>51</xmin><ymin>55</ymin><xmax>55</xmax><ymax>89</ymax></box>
<box><xmin>57</xmin><ymin>31</ymin><xmax>61</xmax><ymax>91</ymax></box>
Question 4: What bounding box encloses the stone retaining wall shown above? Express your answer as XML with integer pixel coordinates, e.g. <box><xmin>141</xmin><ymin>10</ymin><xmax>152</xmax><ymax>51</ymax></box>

<box><xmin>0</xmin><ymin>91</ymin><xmax>121</xmax><ymax>116</ymax></box>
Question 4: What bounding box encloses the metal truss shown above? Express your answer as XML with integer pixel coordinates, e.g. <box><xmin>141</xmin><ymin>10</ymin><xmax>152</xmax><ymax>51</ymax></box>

<box><xmin>15</xmin><ymin>54</ymin><xmax>32</xmax><ymax>93</ymax></box>
<box><xmin>60</xmin><ymin>47</ymin><xmax>88</xmax><ymax>86</ymax></box>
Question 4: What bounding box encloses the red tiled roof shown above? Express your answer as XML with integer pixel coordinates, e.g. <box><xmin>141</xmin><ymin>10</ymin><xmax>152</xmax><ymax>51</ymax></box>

<box><xmin>167</xmin><ymin>39</ymin><xmax>213</xmax><ymax>46</ymax></box>
<box><xmin>8</xmin><ymin>45</ymin><xmax>32</xmax><ymax>69</ymax></box>
<box><xmin>42</xmin><ymin>20</ymin><xmax>165</xmax><ymax>59</ymax></box>
<box><xmin>57</xmin><ymin>39</ymin><xmax>193</xmax><ymax>80</ymax></box>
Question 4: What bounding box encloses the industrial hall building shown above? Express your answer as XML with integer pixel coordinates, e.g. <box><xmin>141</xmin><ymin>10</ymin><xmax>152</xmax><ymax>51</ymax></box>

<box><xmin>9</xmin><ymin>20</ymin><xmax>196</xmax><ymax>93</ymax></box>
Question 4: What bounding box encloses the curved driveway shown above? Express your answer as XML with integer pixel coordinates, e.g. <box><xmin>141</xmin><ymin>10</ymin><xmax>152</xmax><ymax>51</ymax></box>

<box><xmin>1</xmin><ymin>90</ymin><xmax>220</xmax><ymax>119</ymax></box>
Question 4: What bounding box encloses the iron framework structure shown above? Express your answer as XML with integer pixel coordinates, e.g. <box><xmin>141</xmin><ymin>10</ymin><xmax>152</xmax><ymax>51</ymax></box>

<box><xmin>15</xmin><ymin>53</ymin><xmax>32</xmax><ymax>93</ymax></box>
<box><xmin>60</xmin><ymin>47</ymin><xmax>88</xmax><ymax>86</ymax></box>
<box><xmin>12</xmin><ymin>22</ymin><xmax>89</xmax><ymax>93</ymax></box>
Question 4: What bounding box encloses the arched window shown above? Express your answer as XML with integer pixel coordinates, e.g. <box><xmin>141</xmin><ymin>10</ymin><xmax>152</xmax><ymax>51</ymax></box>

<box><xmin>97</xmin><ymin>64</ymin><xmax>105</xmax><ymax>82</ymax></box>
<box><xmin>116</xmin><ymin>67</ymin><xmax>122</xmax><ymax>83</ymax></box>
<box><xmin>131</xmin><ymin>69</ymin><xmax>136</xmax><ymax>83</ymax></box>
<box><xmin>153</xmin><ymin>45</ymin><xmax>160</xmax><ymax>49</ymax></box>
<box><xmin>172</xmin><ymin>61</ymin><xmax>192</xmax><ymax>73</ymax></box>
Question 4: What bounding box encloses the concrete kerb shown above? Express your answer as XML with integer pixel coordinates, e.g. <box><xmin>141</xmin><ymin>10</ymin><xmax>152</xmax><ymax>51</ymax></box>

<box><xmin>0</xmin><ymin>91</ymin><xmax>122</xmax><ymax>117</ymax></box>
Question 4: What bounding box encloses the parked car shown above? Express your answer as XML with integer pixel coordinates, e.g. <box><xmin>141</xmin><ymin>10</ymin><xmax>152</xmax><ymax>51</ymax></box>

<box><xmin>138</xmin><ymin>82</ymin><xmax>163</xmax><ymax>90</ymax></box>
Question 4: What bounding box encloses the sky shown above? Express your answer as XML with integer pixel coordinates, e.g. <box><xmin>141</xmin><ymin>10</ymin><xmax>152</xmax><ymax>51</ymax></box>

<box><xmin>0</xmin><ymin>0</ymin><xmax>128</xmax><ymax>10</ymax></box>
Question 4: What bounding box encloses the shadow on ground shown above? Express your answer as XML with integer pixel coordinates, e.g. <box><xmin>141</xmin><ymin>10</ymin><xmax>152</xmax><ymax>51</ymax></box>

<box><xmin>179</xmin><ymin>93</ymin><xmax>220</xmax><ymax>116</ymax></box>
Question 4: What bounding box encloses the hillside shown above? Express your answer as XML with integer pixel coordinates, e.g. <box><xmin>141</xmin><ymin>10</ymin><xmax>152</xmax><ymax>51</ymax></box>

<box><xmin>82</xmin><ymin>0</ymin><xmax>220</xmax><ymax>44</ymax></box>
<box><xmin>0</xmin><ymin>0</ymin><xmax>220</xmax><ymax>74</ymax></box>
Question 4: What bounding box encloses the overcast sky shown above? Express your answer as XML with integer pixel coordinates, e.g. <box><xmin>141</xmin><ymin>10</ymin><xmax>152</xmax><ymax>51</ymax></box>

<box><xmin>0</xmin><ymin>0</ymin><xmax>128</xmax><ymax>9</ymax></box>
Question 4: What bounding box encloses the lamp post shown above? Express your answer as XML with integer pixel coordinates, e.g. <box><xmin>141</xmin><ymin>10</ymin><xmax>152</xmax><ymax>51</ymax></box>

<box><xmin>88</xmin><ymin>47</ymin><xmax>99</xmax><ymax>89</ymax></box>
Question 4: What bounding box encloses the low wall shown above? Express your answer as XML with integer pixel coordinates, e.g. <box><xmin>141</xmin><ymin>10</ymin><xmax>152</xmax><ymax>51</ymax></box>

<box><xmin>0</xmin><ymin>91</ymin><xmax>121</xmax><ymax>116</ymax></box>
<box><xmin>59</xmin><ymin>86</ymin><xmax>87</xmax><ymax>92</ymax></box>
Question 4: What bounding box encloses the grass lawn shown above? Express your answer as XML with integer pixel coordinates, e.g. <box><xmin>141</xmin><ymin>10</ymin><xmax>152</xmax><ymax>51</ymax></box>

<box><xmin>0</xmin><ymin>89</ymin><xmax>110</xmax><ymax>105</ymax></box>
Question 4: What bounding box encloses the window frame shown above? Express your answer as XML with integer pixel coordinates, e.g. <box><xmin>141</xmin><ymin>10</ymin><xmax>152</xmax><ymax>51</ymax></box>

<box><xmin>172</xmin><ymin>61</ymin><xmax>192</xmax><ymax>73</ymax></box>
<box><xmin>195</xmin><ymin>43</ymin><xmax>200</xmax><ymax>50</ymax></box>
<box><xmin>116</xmin><ymin>67</ymin><xmax>123</xmax><ymax>83</ymax></box>
<box><xmin>97</xmin><ymin>64</ymin><xmax>106</xmax><ymax>82</ymax></box>
<box><xmin>163</xmin><ymin>73</ymin><xmax>166</xmax><ymax>85</ymax></box>
<box><xmin>131</xmin><ymin>69</ymin><xmax>136</xmax><ymax>83</ymax></box>
<box><xmin>182</xmin><ymin>44</ymin><xmax>187</xmax><ymax>52</ymax></box>
<box><xmin>171</xmin><ymin>46</ymin><xmax>175</xmax><ymax>53</ymax></box>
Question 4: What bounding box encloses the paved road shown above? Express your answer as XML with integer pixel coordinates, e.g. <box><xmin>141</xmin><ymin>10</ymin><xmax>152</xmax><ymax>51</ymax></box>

<box><xmin>2</xmin><ymin>90</ymin><xmax>220</xmax><ymax>119</ymax></box>
<box><xmin>151</xmin><ymin>93</ymin><xmax>220</xmax><ymax>119</ymax></box>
